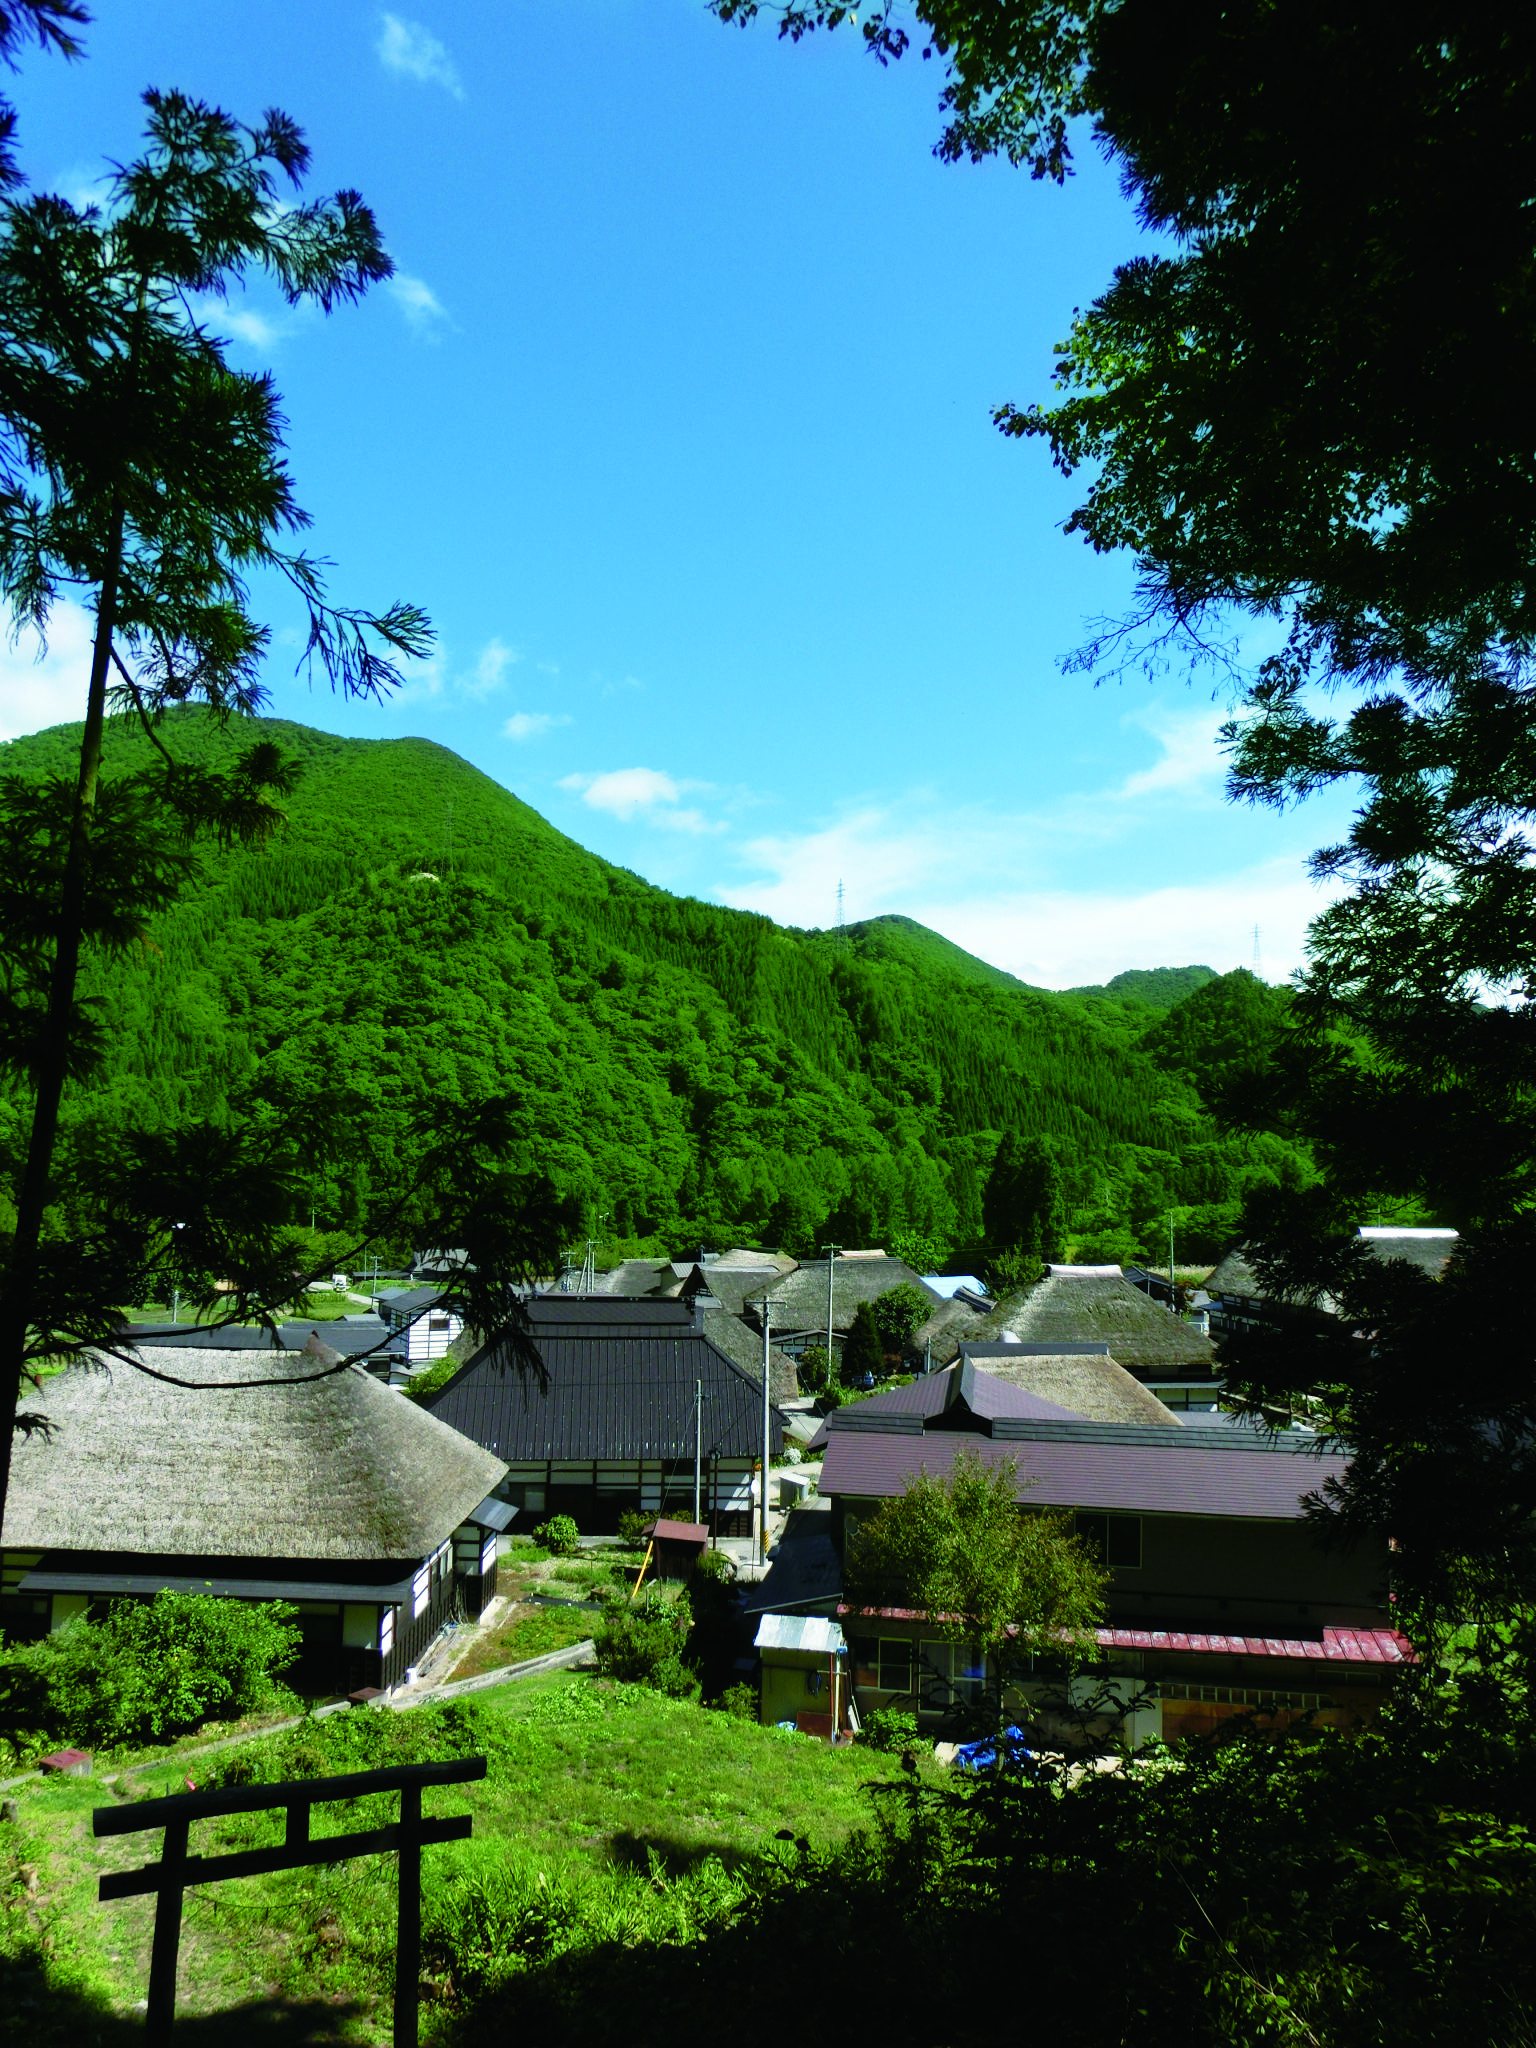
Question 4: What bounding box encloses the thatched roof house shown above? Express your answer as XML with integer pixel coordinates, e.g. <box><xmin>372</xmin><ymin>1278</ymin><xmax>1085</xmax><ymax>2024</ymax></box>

<box><xmin>959</xmin><ymin>1343</ymin><xmax>1182</xmax><ymax>1426</ymax></box>
<box><xmin>1208</xmin><ymin>1229</ymin><xmax>1458</xmax><ymax>1336</ymax></box>
<box><xmin>747</xmin><ymin>1254</ymin><xmax>942</xmax><ymax>1352</ymax></box>
<box><xmin>1</xmin><ymin>1348</ymin><xmax>508</xmax><ymax>1696</ymax></box>
<box><xmin>916</xmin><ymin>1265</ymin><xmax>1216</xmax><ymax>1382</ymax></box>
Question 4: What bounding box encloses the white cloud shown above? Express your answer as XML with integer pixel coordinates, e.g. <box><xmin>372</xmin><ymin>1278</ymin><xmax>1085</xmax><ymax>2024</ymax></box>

<box><xmin>395</xmin><ymin>635</ymin><xmax>518</xmax><ymax>704</ymax></box>
<box><xmin>901</xmin><ymin>868</ymin><xmax>1336</xmax><ymax>989</ymax></box>
<box><xmin>377</xmin><ymin>14</ymin><xmax>464</xmax><ymax>98</ymax></box>
<box><xmin>503</xmin><ymin>710</ymin><xmax>572</xmax><ymax>742</ymax></box>
<box><xmin>1113</xmin><ymin>703</ymin><xmax>1229</xmax><ymax>802</ymax></box>
<box><xmin>217</xmin><ymin>306</ymin><xmax>284</xmax><ymax>350</ymax></box>
<box><xmin>0</xmin><ymin>602</ymin><xmax>96</xmax><ymax>743</ymax></box>
<box><xmin>559</xmin><ymin>766</ymin><xmax>725</xmax><ymax>833</ymax></box>
<box><xmin>466</xmin><ymin>638</ymin><xmax>517</xmax><ymax>699</ymax></box>
<box><xmin>388</xmin><ymin>273</ymin><xmax>452</xmax><ymax>336</ymax></box>
<box><xmin>716</xmin><ymin>707</ymin><xmax>1343</xmax><ymax>984</ymax></box>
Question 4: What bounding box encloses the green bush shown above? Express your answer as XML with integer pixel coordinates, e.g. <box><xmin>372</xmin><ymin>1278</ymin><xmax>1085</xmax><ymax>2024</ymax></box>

<box><xmin>861</xmin><ymin>1707</ymin><xmax>919</xmax><ymax>1752</ymax></box>
<box><xmin>714</xmin><ymin>1681</ymin><xmax>758</xmax><ymax>1720</ymax></box>
<box><xmin>0</xmin><ymin>1592</ymin><xmax>301</xmax><ymax>1758</ymax></box>
<box><xmin>797</xmin><ymin>1344</ymin><xmax>834</xmax><ymax>1393</ymax></box>
<box><xmin>616</xmin><ymin>1508</ymin><xmax>651</xmax><ymax>1549</ymax></box>
<box><xmin>592</xmin><ymin>1588</ymin><xmax>700</xmax><ymax>1701</ymax></box>
<box><xmin>535</xmin><ymin>1514</ymin><xmax>580</xmax><ymax>1558</ymax></box>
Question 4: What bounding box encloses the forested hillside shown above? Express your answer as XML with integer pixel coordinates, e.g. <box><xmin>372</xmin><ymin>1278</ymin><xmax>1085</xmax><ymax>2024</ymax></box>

<box><xmin>0</xmin><ymin>711</ymin><xmax>1307</xmax><ymax>1263</ymax></box>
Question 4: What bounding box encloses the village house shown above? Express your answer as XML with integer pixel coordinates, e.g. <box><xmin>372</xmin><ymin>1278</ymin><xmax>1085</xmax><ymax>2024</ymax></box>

<box><xmin>910</xmin><ymin>1262</ymin><xmax>1220</xmax><ymax>1411</ymax></box>
<box><xmin>1207</xmin><ymin>1227</ymin><xmax>1459</xmax><ymax>1338</ymax></box>
<box><xmin>811</xmin><ymin>1355</ymin><xmax>1407</xmax><ymax>1744</ymax></box>
<box><xmin>744</xmin><ymin>1250</ymin><xmax>943</xmax><ymax>1364</ymax></box>
<box><xmin>0</xmin><ymin>1342</ymin><xmax>509</xmax><ymax>1697</ymax></box>
<box><xmin>422</xmin><ymin>1294</ymin><xmax>785</xmax><ymax>1536</ymax></box>
<box><xmin>371</xmin><ymin>1284</ymin><xmax>463</xmax><ymax>1366</ymax></box>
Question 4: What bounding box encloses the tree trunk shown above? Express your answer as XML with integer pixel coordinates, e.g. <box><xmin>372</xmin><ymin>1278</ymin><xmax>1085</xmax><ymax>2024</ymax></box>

<box><xmin>0</xmin><ymin>508</ymin><xmax>124</xmax><ymax>1531</ymax></box>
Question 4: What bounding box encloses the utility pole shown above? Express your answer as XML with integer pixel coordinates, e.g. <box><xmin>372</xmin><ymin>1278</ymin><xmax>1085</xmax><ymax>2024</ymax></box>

<box><xmin>693</xmin><ymin>1378</ymin><xmax>702</xmax><ymax>1525</ymax></box>
<box><xmin>1168</xmin><ymin>1211</ymin><xmax>1176</xmax><ymax>1314</ymax></box>
<box><xmin>760</xmin><ymin>1294</ymin><xmax>773</xmax><ymax>1562</ymax></box>
<box><xmin>822</xmin><ymin>1243</ymin><xmax>842</xmax><ymax>1382</ymax></box>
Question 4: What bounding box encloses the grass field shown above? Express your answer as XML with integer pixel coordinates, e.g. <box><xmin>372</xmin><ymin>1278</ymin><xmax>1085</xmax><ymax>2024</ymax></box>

<box><xmin>0</xmin><ymin>1670</ymin><xmax>918</xmax><ymax>2045</ymax></box>
<box><xmin>445</xmin><ymin>1603</ymin><xmax>593</xmax><ymax>1682</ymax></box>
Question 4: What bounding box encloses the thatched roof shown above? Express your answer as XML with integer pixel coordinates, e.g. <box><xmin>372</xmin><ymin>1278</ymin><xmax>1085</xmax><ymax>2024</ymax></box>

<box><xmin>4</xmin><ymin>1348</ymin><xmax>506</xmax><ymax>1561</ymax></box>
<box><xmin>749</xmin><ymin>1256</ymin><xmax>941</xmax><ymax>1334</ymax></box>
<box><xmin>694</xmin><ymin>1302</ymin><xmax>800</xmax><ymax>1402</ymax></box>
<box><xmin>906</xmin><ymin>1293</ymin><xmax>990</xmax><ymax>1363</ymax></box>
<box><xmin>920</xmin><ymin>1265</ymin><xmax>1215</xmax><ymax>1379</ymax></box>
<box><xmin>1210</xmin><ymin>1230</ymin><xmax>1458</xmax><ymax>1308</ymax></box>
<box><xmin>961</xmin><ymin>1346</ymin><xmax>1180</xmax><ymax>1427</ymax></box>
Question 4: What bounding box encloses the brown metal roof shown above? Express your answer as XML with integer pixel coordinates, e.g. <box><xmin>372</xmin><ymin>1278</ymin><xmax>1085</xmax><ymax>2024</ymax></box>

<box><xmin>818</xmin><ymin>1422</ymin><xmax>1347</xmax><ymax>1522</ymax></box>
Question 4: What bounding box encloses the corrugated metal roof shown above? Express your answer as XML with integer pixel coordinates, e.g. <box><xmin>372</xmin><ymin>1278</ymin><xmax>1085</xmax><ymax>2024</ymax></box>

<box><xmin>838</xmin><ymin>1607</ymin><xmax>1410</xmax><ymax>1666</ymax></box>
<box><xmin>818</xmin><ymin>1425</ymin><xmax>1347</xmax><ymax>1521</ymax></box>
<box><xmin>755</xmin><ymin>1613</ymin><xmax>846</xmax><ymax>1654</ymax></box>
<box><xmin>1096</xmin><ymin>1624</ymin><xmax>1414</xmax><ymax>1665</ymax></box>
<box><xmin>424</xmin><ymin>1298</ymin><xmax>783</xmax><ymax>1461</ymax></box>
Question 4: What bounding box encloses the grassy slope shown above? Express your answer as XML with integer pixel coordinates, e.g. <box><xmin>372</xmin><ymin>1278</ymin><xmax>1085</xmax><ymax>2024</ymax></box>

<box><xmin>1</xmin><ymin>1674</ymin><xmax>911</xmax><ymax>2045</ymax></box>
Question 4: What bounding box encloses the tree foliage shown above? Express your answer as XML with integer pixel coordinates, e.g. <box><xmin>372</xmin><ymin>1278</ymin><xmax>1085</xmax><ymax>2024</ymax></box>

<box><xmin>0</xmin><ymin>82</ymin><xmax>568</xmax><ymax>1528</ymax></box>
<box><xmin>0</xmin><ymin>1590</ymin><xmax>300</xmax><ymax>1757</ymax></box>
<box><xmin>0</xmin><ymin>715</ymin><xmax>1307</xmax><ymax>1283</ymax></box>
<box><xmin>869</xmin><ymin>1281</ymin><xmax>932</xmax><ymax>1353</ymax></box>
<box><xmin>843</xmin><ymin>1445</ymin><xmax>1106</xmax><ymax>1669</ymax></box>
<box><xmin>839</xmin><ymin>1300</ymin><xmax>885</xmax><ymax>1382</ymax></box>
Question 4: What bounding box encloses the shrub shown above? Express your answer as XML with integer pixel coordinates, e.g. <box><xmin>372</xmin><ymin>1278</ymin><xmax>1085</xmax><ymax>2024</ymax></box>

<box><xmin>0</xmin><ymin>1592</ymin><xmax>301</xmax><ymax>1758</ymax></box>
<box><xmin>797</xmin><ymin>1344</ymin><xmax>834</xmax><ymax>1392</ymax></box>
<box><xmin>592</xmin><ymin>1588</ymin><xmax>700</xmax><ymax>1701</ymax></box>
<box><xmin>616</xmin><ymin>1508</ymin><xmax>651</xmax><ymax>1549</ymax></box>
<box><xmin>714</xmin><ymin>1681</ymin><xmax>758</xmax><ymax>1720</ymax></box>
<box><xmin>871</xmin><ymin>1282</ymin><xmax>934</xmax><ymax>1355</ymax></box>
<box><xmin>841</xmin><ymin>1302</ymin><xmax>886</xmax><ymax>1383</ymax></box>
<box><xmin>862</xmin><ymin>1707</ymin><xmax>919</xmax><ymax>1752</ymax></box>
<box><xmin>535</xmin><ymin>1514</ymin><xmax>580</xmax><ymax>1558</ymax></box>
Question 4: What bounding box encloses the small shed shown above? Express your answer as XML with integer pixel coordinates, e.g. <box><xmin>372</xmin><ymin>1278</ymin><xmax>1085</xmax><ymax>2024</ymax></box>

<box><xmin>641</xmin><ymin>1518</ymin><xmax>709</xmax><ymax>1580</ymax></box>
<box><xmin>755</xmin><ymin>1612</ymin><xmax>849</xmax><ymax>1737</ymax></box>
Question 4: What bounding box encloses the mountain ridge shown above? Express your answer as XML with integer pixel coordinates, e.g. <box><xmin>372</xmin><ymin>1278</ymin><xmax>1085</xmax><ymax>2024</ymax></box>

<box><xmin>0</xmin><ymin>711</ymin><xmax>1303</xmax><ymax>1262</ymax></box>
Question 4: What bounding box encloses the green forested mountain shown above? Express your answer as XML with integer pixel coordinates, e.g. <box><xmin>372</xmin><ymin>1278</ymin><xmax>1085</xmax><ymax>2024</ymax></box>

<box><xmin>0</xmin><ymin>712</ymin><xmax>1306</xmax><ymax>1263</ymax></box>
<box><xmin>1068</xmin><ymin>965</ymin><xmax>1219</xmax><ymax>1011</ymax></box>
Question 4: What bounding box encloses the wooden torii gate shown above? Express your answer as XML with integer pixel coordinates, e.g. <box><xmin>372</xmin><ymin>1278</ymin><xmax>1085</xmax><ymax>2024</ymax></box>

<box><xmin>95</xmin><ymin>1753</ymin><xmax>486</xmax><ymax>2044</ymax></box>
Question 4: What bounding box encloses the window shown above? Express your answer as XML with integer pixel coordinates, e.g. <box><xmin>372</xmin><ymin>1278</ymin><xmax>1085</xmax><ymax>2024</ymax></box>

<box><xmin>850</xmin><ymin>1638</ymin><xmax>880</xmax><ymax>1689</ymax></box>
<box><xmin>1076</xmin><ymin>1513</ymin><xmax>1142</xmax><ymax>1569</ymax></box>
<box><xmin>380</xmin><ymin>1608</ymin><xmax>396</xmax><ymax>1655</ymax></box>
<box><xmin>919</xmin><ymin>1640</ymin><xmax>987</xmax><ymax>1710</ymax></box>
<box><xmin>412</xmin><ymin>1566</ymin><xmax>430</xmax><ymax>1619</ymax></box>
<box><xmin>877</xmin><ymin>1639</ymin><xmax>912</xmax><ymax>1692</ymax></box>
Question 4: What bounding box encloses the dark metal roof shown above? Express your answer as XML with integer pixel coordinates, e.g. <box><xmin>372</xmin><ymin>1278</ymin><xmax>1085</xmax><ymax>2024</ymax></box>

<box><xmin>466</xmin><ymin>1494</ymin><xmax>516</xmax><ymax>1532</ymax></box>
<box><xmin>120</xmin><ymin>1319</ymin><xmax>398</xmax><ymax>1358</ymax></box>
<box><xmin>19</xmin><ymin>1567</ymin><xmax>418</xmax><ymax>1604</ymax></box>
<box><xmin>374</xmin><ymin>1286</ymin><xmax>447</xmax><ymax>1316</ymax></box>
<box><xmin>423</xmin><ymin>1297</ymin><xmax>784</xmax><ymax>1461</ymax></box>
<box><xmin>15</xmin><ymin>1550</ymin><xmax>422</xmax><ymax>1603</ymax></box>
<box><xmin>836</xmin><ymin>1360</ymin><xmax>1080</xmax><ymax>1426</ymax></box>
<box><xmin>819</xmin><ymin>1422</ymin><xmax>1348</xmax><ymax>1522</ymax></box>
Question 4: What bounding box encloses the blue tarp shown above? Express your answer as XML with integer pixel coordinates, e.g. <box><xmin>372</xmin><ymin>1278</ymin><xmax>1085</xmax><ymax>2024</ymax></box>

<box><xmin>953</xmin><ymin>1724</ymin><xmax>1036</xmax><ymax>1775</ymax></box>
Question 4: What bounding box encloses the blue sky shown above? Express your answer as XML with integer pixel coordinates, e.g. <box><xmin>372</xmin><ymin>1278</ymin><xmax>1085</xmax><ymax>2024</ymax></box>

<box><xmin>0</xmin><ymin>1</ymin><xmax>1354</xmax><ymax>986</ymax></box>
